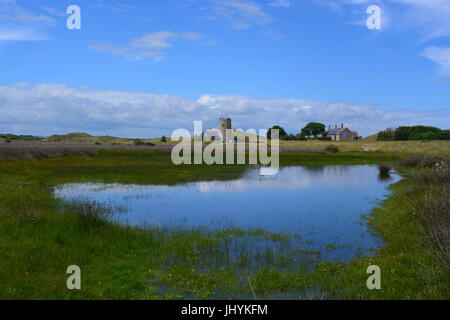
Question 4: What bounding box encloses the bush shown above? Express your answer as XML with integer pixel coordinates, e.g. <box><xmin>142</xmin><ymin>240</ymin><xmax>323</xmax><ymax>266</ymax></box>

<box><xmin>416</xmin><ymin>160</ymin><xmax>450</xmax><ymax>185</ymax></box>
<box><xmin>394</xmin><ymin>126</ymin><xmax>447</xmax><ymax>141</ymax></box>
<box><xmin>378</xmin><ymin>163</ymin><xmax>392</xmax><ymax>176</ymax></box>
<box><xmin>397</xmin><ymin>155</ymin><xmax>444</xmax><ymax>168</ymax></box>
<box><xmin>161</xmin><ymin>136</ymin><xmax>167</xmax><ymax>143</ymax></box>
<box><xmin>325</xmin><ymin>144</ymin><xmax>339</xmax><ymax>153</ymax></box>
<box><xmin>377</xmin><ymin>129</ymin><xmax>395</xmax><ymax>141</ymax></box>
<box><xmin>404</xmin><ymin>160</ymin><xmax>450</xmax><ymax>277</ymax></box>
<box><xmin>134</xmin><ymin>139</ymin><xmax>155</xmax><ymax>146</ymax></box>
<box><xmin>409</xmin><ymin>182</ymin><xmax>450</xmax><ymax>272</ymax></box>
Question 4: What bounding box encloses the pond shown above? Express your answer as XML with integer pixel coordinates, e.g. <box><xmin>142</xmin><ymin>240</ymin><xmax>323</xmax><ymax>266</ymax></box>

<box><xmin>54</xmin><ymin>165</ymin><xmax>399</xmax><ymax>265</ymax></box>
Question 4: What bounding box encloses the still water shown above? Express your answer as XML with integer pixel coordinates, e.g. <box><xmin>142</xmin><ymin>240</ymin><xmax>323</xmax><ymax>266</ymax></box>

<box><xmin>54</xmin><ymin>165</ymin><xmax>399</xmax><ymax>262</ymax></box>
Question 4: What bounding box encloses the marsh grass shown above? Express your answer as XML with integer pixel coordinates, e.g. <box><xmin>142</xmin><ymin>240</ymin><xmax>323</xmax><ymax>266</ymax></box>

<box><xmin>68</xmin><ymin>198</ymin><xmax>114</xmax><ymax>227</ymax></box>
<box><xmin>0</xmin><ymin>143</ymin><xmax>98</xmax><ymax>160</ymax></box>
<box><xmin>406</xmin><ymin>161</ymin><xmax>450</xmax><ymax>277</ymax></box>
<box><xmin>2</xmin><ymin>194</ymin><xmax>42</xmax><ymax>223</ymax></box>
<box><xmin>0</xmin><ymin>148</ymin><xmax>449</xmax><ymax>299</ymax></box>
<box><xmin>414</xmin><ymin>185</ymin><xmax>450</xmax><ymax>273</ymax></box>
<box><xmin>397</xmin><ymin>155</ymin><xmax>444</xmax><ymax>168</ymax></box>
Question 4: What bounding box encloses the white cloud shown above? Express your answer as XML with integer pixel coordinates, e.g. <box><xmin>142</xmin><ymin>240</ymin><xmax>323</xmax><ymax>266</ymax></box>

<box><xmin>1</xmin><ymin>83</ymin><xmax>447</xmax><ymax>138</ymax></box>
<box><xmin>198</xmin><ymin>0</ymin><xmax>276</xmax><ymax>30</ymax></box>
<box><xmin>0</xmin><ymin>0</ymin><xmax>58</xmax><ymax>43</ymax></box>
<box><xmin>88</xmin><ymin>1</ymin><xmax>136</xmax><ymax>13</ymax></box>
<box><xmin>269</xmin><ymin>0</ymin><xmax>291</xmax><ymax>8</ymax></box>
<box><xmin>422</xmin><ymin>46</ymin><xmax>450</xmax><ymax>74</ymax></box>
<box><xmin>90</xmin><ymin>31</ymin><xmax>204</xmax><ymax>61</ymax></box>
<box><xmin>324</xmin><ymin>0</ymin><xmax>450</xmax><ymax>40</ymax></box>
<box><xmin>0</xmin><ymin>28</ymin><xmax>47</xmax><ymax>41</ymax></box>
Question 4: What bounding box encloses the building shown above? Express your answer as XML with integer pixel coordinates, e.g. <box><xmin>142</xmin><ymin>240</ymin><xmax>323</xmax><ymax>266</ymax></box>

<box><xmin>203</xmin><ymin>118</ymin><xmax>233</xmax><ymax>142</ymax></box>
<box><xmin>219</xmin><ymin>118</ymin><xmax>232</xmax><ymax>140</ymax></box>
<box><xmin>324</xmin><ymin>124</ymin><xmax>361</xmax><ymax>141</ymax></box>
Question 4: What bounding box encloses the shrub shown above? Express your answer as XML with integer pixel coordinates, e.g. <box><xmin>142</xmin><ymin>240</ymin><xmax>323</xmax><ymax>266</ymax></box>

<box><xmin>134</xmin><ymin>139</ymin><xmax>155</xmax><ymax>146</ymax></box>
<box><xmin>69</xmin><ymin>198</ymin><xmax>113</xmax><ymax>227</ymax></box>
<box><xmin>325</xmin><ymin>144</ymin><xmax>339</xmax><ymax>153</ymax></box>
<box><xmin>377</xmin><ymin>128</ymin><xmax>395</xmax><ymax>141</ymax></box>
<box><xmin>95</xmin><ymin>141</ymin><xmax>102</xmax><ymax>145</ymax></box>
<box><xmin>161</xmin><ymin>136</ymin><xmax>167</xmax><ymax>143</ymax></box>
<box><xmin>394</xmin><ymin>126</ymin><xmax>447</xmax><ymax>141</ymax></box>
<box><xmin>410</xmin><ymin>183</ymin><xmax>449</xmax><ymax>272</ymax></box>
<box><xmin>397</xmin><ymin>155</ymin><xmax>444</xmax><ymax>168</ymax></box>
<box><xmin>378</xmin><ymin>163</ymin><xmax>392</xmax><ymax>176</ymax></box>
<box><xmin>416</xmin><ymin>160</ymin><xmax>450</xmax><ymax>185</ymax></box>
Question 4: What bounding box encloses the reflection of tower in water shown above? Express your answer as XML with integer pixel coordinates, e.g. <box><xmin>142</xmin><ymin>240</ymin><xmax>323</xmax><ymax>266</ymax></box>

<box><xmin>328</xmin><ymin>165</ymin><xmax>349</xmax><ymax>180</ymax></box>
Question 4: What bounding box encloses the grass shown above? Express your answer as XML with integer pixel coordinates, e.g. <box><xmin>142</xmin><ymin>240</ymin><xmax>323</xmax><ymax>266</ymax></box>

<box><xmin>325</xmin><ymin>144</ymin><xmax>339</xmax><ymax>153</ymax></box>
<box><xmin>4</xmin><ymin>132</ymin><xmax>449</xmax><ymax>155</ymax></box>
<box><xmin>279</xmin><ymin>140</ymin><xmax>450</xmax><ymax>156</ymax></box>
<box><xmin>0</xmin><ymin>143</ymin><xmax>98</xmax><ymax>160</ymax></box>
<box><xmin>0</xmin><ymin>148</ymin><xmax>448</xmax><ymax>299</ymax></box>
<box><xmin>68</xmin><ymin>198</ymin><xmax>114</xmax><ymax>228</ymax></box>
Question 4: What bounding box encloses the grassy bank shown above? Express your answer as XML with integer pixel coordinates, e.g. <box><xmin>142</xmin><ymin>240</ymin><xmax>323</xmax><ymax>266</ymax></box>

<box><xmin>0</xmin><ymin>149</ymin><xmax>448</xmax><ymax>299</ymax></box>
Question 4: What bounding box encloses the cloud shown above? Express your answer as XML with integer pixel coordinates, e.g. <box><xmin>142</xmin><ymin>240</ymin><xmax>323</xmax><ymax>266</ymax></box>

<box><xmin>88</xmin><ymin>1</ymin><xmax>136</xmax><ymax>13</ymax></box>
<box><xmin>197</xmin><ymin>0</ymin><xmax>275</xmax><ymax>30</ymax></box>
<box><xmin>321</xmin><ymin>0</ymin><xmax>450</xmax><ymax>40</ymax></box>
<box><xmin>422</xmin><ymin>46</ymin><xmax>450</xmax><ymax>75</ymax></box>
<box><xmin>0</xmin><ymin>0</ymin><xmax>58</xmax><ymax>43</ymax></box>
<box><xmin>0</xmin><ymin>83</ymin><xmax>448</xmax><ymax>138</ymax></box>
<box><xmin>90</xmin><ymin>31</ymin><xmax>204</xmax><ymax>61</ymax></box>
<box><xmin>0</xmin><ymin>0</ymin><xmax>56</xmax><ymax>25</ymax></box>
<box><xmin>0</xmin><ymin>28</ymin><xmax>48</xmax><ymax>41</ymax></box>
<box><xmin>268</xmin><ymin>0</ymin><xmax>291</xmax><ymax>8</ymax></box>
<box><xmin>393</xmin><ymin>0</ymin><xmax>450</xmax><ymax>40</ymax></box>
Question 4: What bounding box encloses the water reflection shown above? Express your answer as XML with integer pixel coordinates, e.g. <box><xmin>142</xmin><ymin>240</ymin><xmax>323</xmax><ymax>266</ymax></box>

<box><xmin>54</xmin><ymin>165</ymin><xmax>400</xmax><ymax>262</ymax></box>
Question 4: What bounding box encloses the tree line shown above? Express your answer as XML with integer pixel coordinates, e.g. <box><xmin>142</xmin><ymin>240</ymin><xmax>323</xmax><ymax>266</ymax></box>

<box><xmin>267</xmin><ymin>122</ymin><xmax>331</xmax><ymax>140</ymax></box>
<box><xmin>377</xmin><ymin>126</ymin><xmax>450</xmax><ymax>141</ymax></box>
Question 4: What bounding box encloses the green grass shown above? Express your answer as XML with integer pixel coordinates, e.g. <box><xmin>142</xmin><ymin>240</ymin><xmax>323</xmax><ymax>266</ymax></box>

<box><xmin>0</xmin><ymin>149</ymin><xmax>448</xmax><ymax>299</ymax></box>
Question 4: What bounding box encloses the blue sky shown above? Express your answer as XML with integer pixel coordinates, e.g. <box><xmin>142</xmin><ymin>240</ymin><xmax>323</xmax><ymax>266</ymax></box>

<box><xmin>0</xmin><ymin>0</ymin><xmax>449</xmax><ymax>137</ymax></box>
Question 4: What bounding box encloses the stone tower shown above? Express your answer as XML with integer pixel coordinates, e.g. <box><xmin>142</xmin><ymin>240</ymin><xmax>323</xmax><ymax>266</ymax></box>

<box><xmin>219</xmin><ymin>118</ymin><xmax>232</xmax><ymax>141</ymax></box>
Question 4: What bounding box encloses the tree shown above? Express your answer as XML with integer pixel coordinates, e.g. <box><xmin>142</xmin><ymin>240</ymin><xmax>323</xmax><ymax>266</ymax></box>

<box><xmin>300</xmin><ymin>122</ymin><xmax>325</xmax><ymax>138</ymax></box>
<box><xmin>395</xmin><ymin>126</ymin><xmax>443</xmax><ymax>141</ymax></box>
<box><xmin>377</xmin><ymin>128</ymin><xmax>395</xmax><ymax>141</ymax></box>
<box><xmin>267</xmin><ymin>125</ymin><xmax>288</xmax><ymax>140</ymax></box>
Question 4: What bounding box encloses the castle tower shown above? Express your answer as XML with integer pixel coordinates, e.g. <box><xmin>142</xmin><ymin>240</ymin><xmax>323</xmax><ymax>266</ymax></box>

<box><xmin>219</xmin><ymin>118</ymin><xmax>232</xmax><ymax>141</ymax></box>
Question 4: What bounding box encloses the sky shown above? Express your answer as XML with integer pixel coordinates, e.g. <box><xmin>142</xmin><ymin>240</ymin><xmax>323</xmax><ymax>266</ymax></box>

<box><xmin>0</xmin><ymin>0</ymin><xmax>449</xmax><ymax>138</ymax></box>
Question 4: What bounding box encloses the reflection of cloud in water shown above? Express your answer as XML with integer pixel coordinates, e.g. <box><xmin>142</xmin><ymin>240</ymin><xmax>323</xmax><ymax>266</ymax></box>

<box><xmin>54</xmin><ymin>166</ymin><xmax>398</xmax><ymax>197</ymax></box>
<box><xmin>196</xmin><ymin>165</ymin><xmax>394</xmax><ymax>193</ymax></box>
<box><xmin>53</xmin><ymin>165</ymin><xmax>401</xmax><ymax>264</ymax></box>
